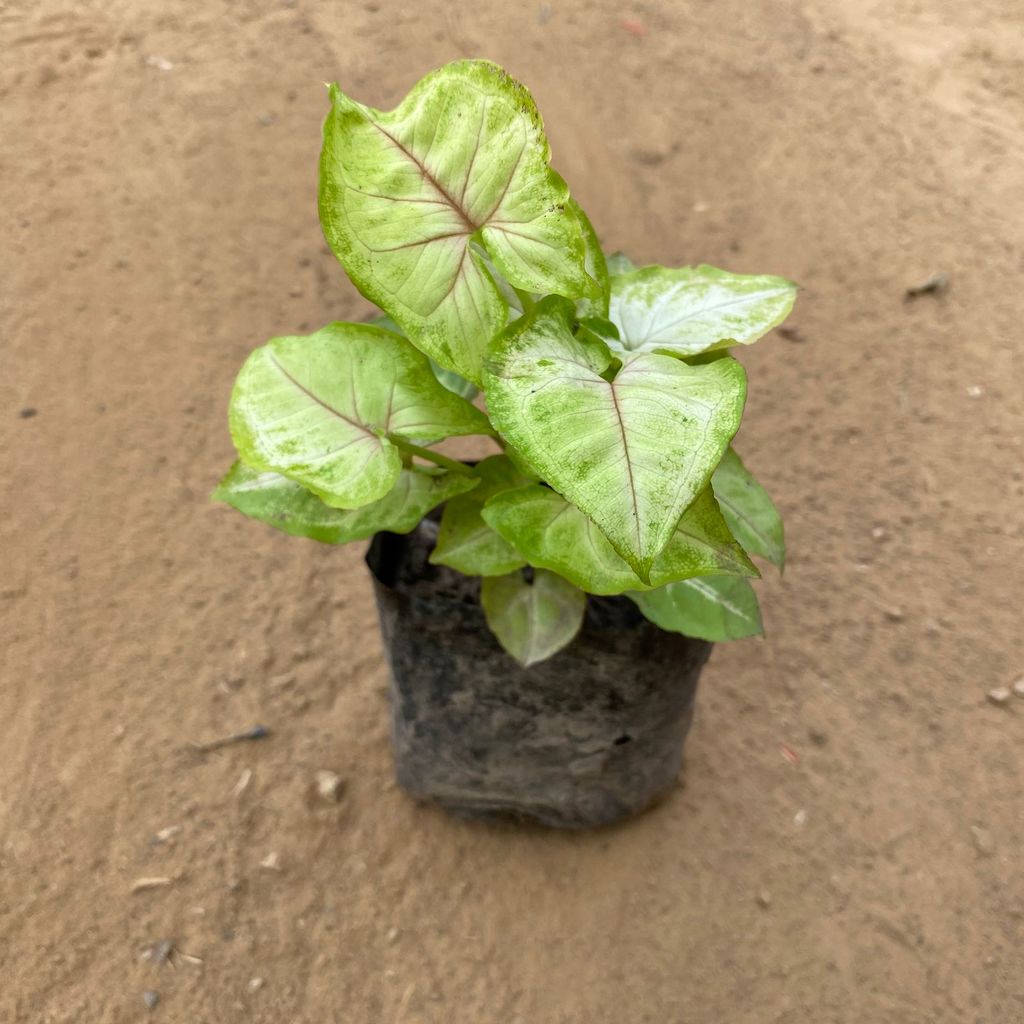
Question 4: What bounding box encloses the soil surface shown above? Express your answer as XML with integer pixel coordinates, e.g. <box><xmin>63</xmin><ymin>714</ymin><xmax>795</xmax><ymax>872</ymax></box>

<box><xmin>2</xmin><ymin>1</ymin><xmax>1022</xmax><ymax>1022</ymax></box>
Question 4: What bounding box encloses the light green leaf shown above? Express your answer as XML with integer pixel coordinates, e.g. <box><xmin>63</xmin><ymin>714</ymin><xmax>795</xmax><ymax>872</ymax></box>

<box><xmin>608</xmin><ymin>264</ymin><xmax>797</xmax><ymax>358</ymax></box>
<box><xmin>229</xmin><ymin>322</ymin><xmax>491</xmax><ymax>510</ymax></box>
<box><xmin>213</xmin><ymin>461</ymin><xmax>477</xmax><ymax>544</ymax></box>
<box><xmin>572</xmin><ymin>200</ymin><xmax>609</xmax><ymax>319</ymax></box>
<box><xmin>430</xmin><ymin>455</ymin><xmax>532</xmax><ymax>576</ymax></box>
<box><xmin>470</xmin><ymin>200</ymin><xmax>606</xmax><ymax>323</ymax></box>
<box><xmin>430</xmin><ymin>362</ymin><xmax>479</xmax><ymax>401</ymax></box>
<box><xmin>483</xmin><ymin>296</ymin><xmax>748</xmax><ymax>579</ymax></box>
<box><xmin>481</xmin><ymin>569</ymin><xmax>586</xmax><ymax>666</ymax></box>
<box><xmin>319</xmin><ymin>59</ymin><xmax>597</xmax><ymax>386</ymax></box>
<box><xmin>577</xmin><ymin>316</ymin><xmax>620</xmax><ymax>342</ymax></box>
<box><xmin>368</xmin><ymin>313</ymin><xmax>402</xmax><ymax>333</ymax></box>
<box><xmin>605</xmin><ymin>251</ymin><xmax>636</xmax><ymax>276</ymax></box>
<box><xmin>370</xmin><ymin>313</ymin><xmax>478</xmax><ymax>400</ymax></box>
<box><xmin>712</xmin><ymin>447</ymin><xmax>785</xmax><ymax>570</ymax></box>
<box><xmin>482</xmin><ymin>485</ymin><xmax>757</xmax><ymax>595</ymax></box>
<box><xmin>629</xmin><ymin>575</ymin><xmax>763</xmax><ymax>641</ymax></box>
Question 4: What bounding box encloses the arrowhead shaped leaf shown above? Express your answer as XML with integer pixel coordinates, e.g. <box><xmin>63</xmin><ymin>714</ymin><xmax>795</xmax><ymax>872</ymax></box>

<box><xmin>483</xmin><ymin>296</ymin><xmax>748</xmax><ymax>579</ymax></box>
<box><xmin>608</xmin><ymin>264</ymin><xmax>797</xmax><ymax>358</ymax></box>
<box><xmin>229</xmin><ymin>322</ymin><xmax>491</xmax><ymax>509</ymax></box>
<box><xmin>213</xmin><ymin>461</ymin><xmax>477</xmax><ymax>544</ymax></box>
<box><xmin>481</xmin><ymin>569</ymin><xmax>586</xmax><ymax>666</ymax></box>
<box><xmin>429</xmin><ymin>455</ymin><xmax>532</xmax><ymax>576</ymax></box>
<box><xmin>319</xmin><ymin>60</ymin><xmax>597</xmax><ymax>385</ymax></box>
<box><xmin>482</xmin><ymin>485</ymin><xmax>757</xmax><ymax>595</ymax></box>
<box><xmin>712</xmin><ymin>448</ymin><xmax>785</xmax><ymax>571</ymax></box>
<box><xmin>629</xmin><ymin>575</ymin><xmax>763</xmax><ymax>642</ymax></box>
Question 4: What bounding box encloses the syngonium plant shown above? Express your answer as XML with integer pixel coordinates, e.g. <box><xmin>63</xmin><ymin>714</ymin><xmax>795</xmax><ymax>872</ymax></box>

<box><xmin>215</xmin><ymin>60</ymin><xmax>795</xmax><ymax>666</ymax></box>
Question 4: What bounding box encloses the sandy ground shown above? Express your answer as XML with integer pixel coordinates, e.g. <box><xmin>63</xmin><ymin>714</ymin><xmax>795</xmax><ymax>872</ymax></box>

<box><xmin>2</xmin><ymin>1</ymin><xmax>1023</xmax><ymax>1021</ymax></box>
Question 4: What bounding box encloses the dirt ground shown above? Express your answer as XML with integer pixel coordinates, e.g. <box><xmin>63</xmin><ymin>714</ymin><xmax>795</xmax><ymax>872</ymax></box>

<box><xmin>2</xmin><ymin>0</ymin><xmax>1023</xmax><ymax>1021</ymax></box>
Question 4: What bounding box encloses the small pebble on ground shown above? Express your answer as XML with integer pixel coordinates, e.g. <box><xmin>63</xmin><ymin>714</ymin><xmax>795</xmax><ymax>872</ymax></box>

<box><xmin>905</xmin><ymin>271</ymin><xmax>949</xmax><ymax>298</ymax></box>
<box><xmin>232</xmin><ymin>768</ymin><xmax>253</xmax><ymax>797</ymax></box>
<box><xmin>141</xmin><ymin>939</ymin><xmax>174</xmax><ymax>965</ymax></box>
<box><xmin>315</xmin><ymin>770</ymin><xmax>344</xmax><ymax>803</ymax></box>
<box><xmin>131</xmin><ymin>876</ymin><xmax>174</xmax><ymax>894</ymax></box>
<box><xmin>151</xmin><ymin>825</ymin><xmax>181</xmax><ymax>846</ymax></box>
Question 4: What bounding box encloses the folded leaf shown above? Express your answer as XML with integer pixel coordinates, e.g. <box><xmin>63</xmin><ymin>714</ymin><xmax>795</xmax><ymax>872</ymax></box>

<box><xmin>430</xmin><ymin>455</ymin><xmax>531</xmax><ymax>576</ymax></box>
<box><xmin>483</xmin><ymin>296</ymin><xmax>747</xmax><ymax>579</ymax></box>
<box><xmin>712</xmin><ymin>448</ymin><xmax>785</xmax><ymax>570</ymax></box>
<box><xmin>229</xmin><ymin>322</ymin><xmax>491</xmax><ymax>510</ymax></box>
<box><xmin>482</xmin><ymin>485</ymin><xmax>756</xmax><ymax>595</ymax></box>
<box><xmin>481</xmin><ymin>569</ymin><xmax>586</xmax><ymax>666</ymax></box>
<box><xmin>213</xmin><ymin>461</ymin><xmax>477</xmax><ymax>544</ymax></box>
<box><xmin>608</xmin><ymin>265</ymin><xmax>797</xmax><ymax>358</ymax></box>
<box><xmin>629</xmin><ymin>576</ymin><xmax>763</xmax><ymax>641</ymax></box>
<box><xmin>319</xmin><ymin>60</ymin><xmax>597</xmax><ymax>385</ymax></box>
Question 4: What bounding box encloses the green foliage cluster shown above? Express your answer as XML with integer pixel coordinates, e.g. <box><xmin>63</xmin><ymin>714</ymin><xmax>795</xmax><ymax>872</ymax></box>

<box><xmin>216</xmin><ymin>60</ymin><xmax>795</xmax><ymax>666</ymax></box>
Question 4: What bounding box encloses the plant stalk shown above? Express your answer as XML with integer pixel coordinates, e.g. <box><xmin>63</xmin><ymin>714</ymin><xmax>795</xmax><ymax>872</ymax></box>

<box><xmin>389</xmin><ymin>437</ymin><xmax>474</xmax><ymax>476</ymax></box>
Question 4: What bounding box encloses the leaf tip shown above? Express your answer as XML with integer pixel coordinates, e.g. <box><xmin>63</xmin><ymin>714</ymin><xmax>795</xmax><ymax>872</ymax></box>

<box><xmin>630</xmin><ymin>557</ymin><xmax>654</xmax><ymax>587</ymax></box>
<box><xmin>738</xmin><ymin>547</ymin><xmax>762</xmax><ymax>578</ymax></box>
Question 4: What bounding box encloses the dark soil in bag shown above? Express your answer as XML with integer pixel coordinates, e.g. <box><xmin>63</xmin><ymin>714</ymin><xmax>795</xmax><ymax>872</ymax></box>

<box><xmin>366</xmin><ymin>520</ymin><xmax>712</xmax><ymax>828</ymax></box>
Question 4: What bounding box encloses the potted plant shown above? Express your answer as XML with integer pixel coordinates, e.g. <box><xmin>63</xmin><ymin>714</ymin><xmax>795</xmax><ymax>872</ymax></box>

<box><xmin>215</xmin><ymin>60</ymin><xmax>795</xmax><ymax>828</ymax></box>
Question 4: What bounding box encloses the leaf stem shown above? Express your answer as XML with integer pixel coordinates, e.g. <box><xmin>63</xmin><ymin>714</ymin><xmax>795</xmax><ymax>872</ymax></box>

<box><xmin>388</xmin><ymin>437</ymin><xmax>474</xmax><ymax>476</ymax></box>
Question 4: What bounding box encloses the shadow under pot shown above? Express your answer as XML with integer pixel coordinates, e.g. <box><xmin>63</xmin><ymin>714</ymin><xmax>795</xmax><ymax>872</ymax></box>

<box><xmin>366</xmin><ymin>522</ymin><xmax>712</xmax><ymax>829</ymax></box>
